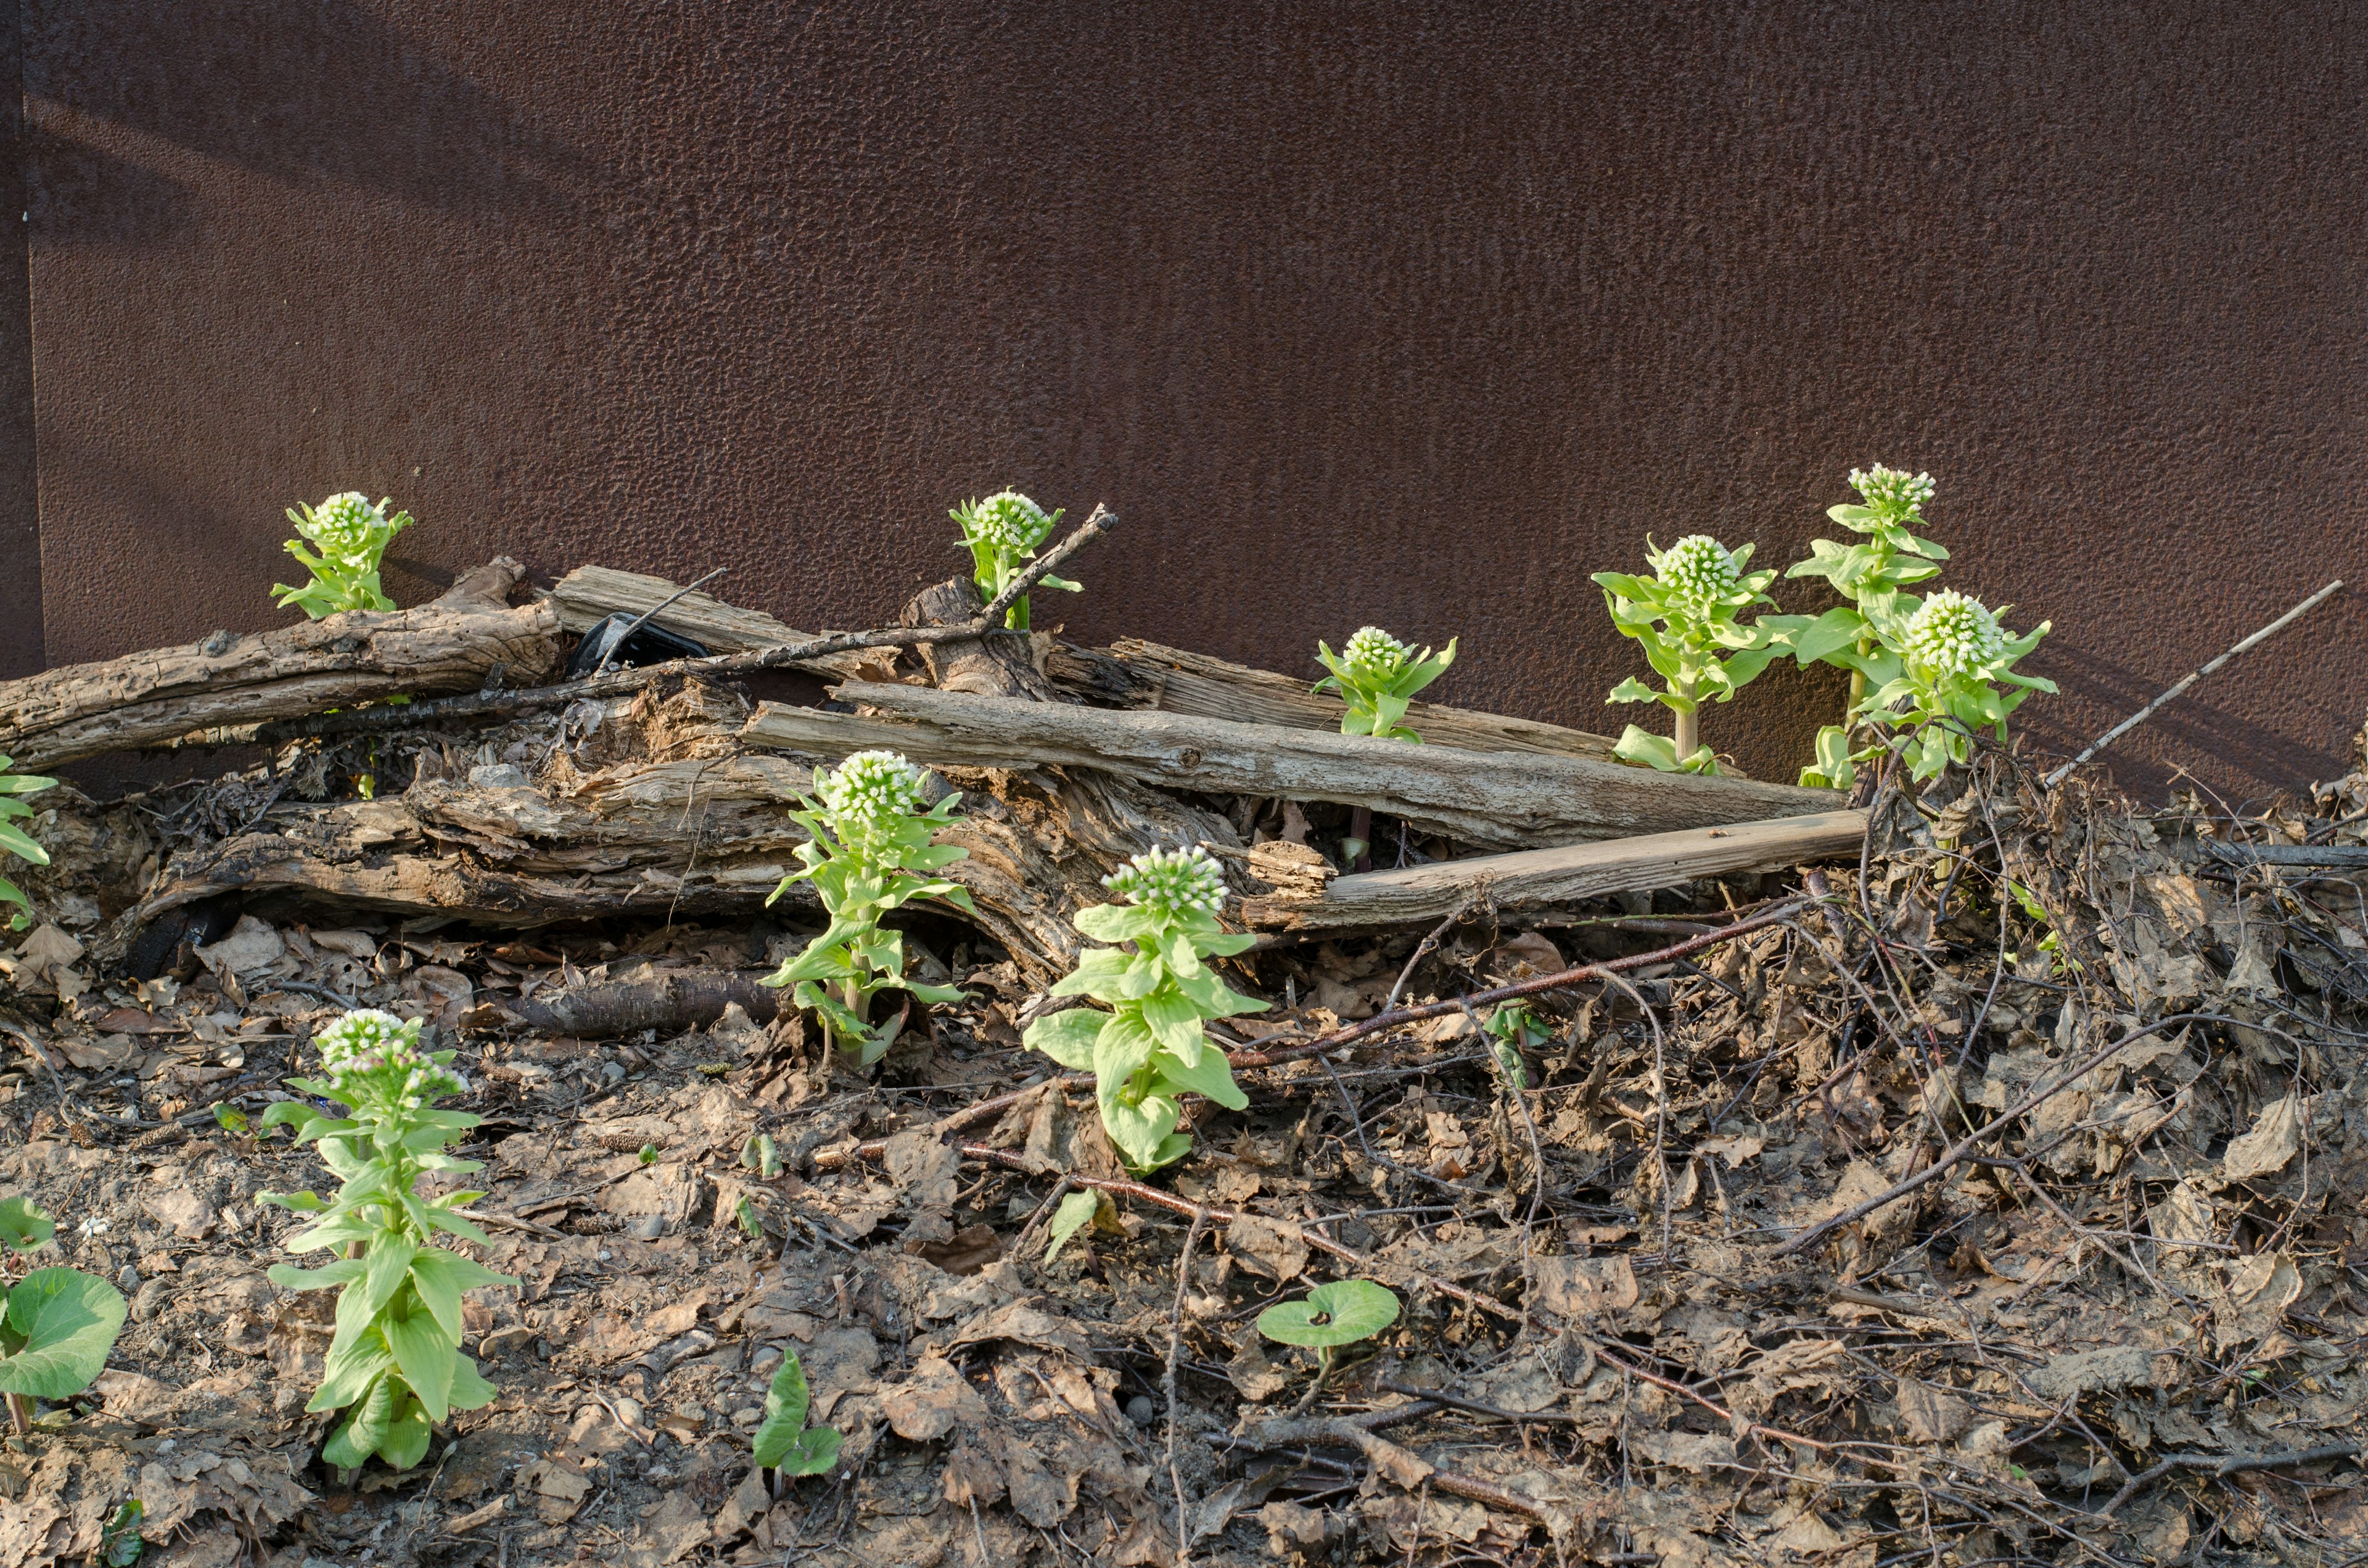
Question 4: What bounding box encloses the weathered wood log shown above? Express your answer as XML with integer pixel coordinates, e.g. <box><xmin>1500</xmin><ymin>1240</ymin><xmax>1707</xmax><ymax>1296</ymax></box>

<box><xmin>1066</xmin><ymin>639</ymin><xmax>1622</xmax><ymax>763</ymax></box>
<box><xmin>741</xmin><ymin>683</ymin><xmax>1838</xmax><ymax>852</ymax></box>
<box><xmin>0</xmin><ymin>559</ymin><xmax>559</xmax><ymax>771</ymax></box>
<box><xmin>903</xmin><ymin>577</ymin><xmax>1063</xmax><ymax>701</ymax></box>
<box><xmin>1235</xmin><ymin>810</ymin><xmax>1870</xmax><ymax>929</ymax></box>
<box><xmin>507</xmin><ymin>967</ymin><xmax>786</xmax><ymax>1035</ymax></box>
<box><xmin>545</xmin><ymin>565</ymin><xmax>881</xmax><ymax>678</ymax></box>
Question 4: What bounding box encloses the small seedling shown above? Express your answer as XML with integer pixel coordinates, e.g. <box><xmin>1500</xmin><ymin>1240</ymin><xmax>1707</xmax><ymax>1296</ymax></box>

<box><xmin>734</xmin><ymin>1196</ymin><xmax>765</xmax><ymax>1241</ymax></box>
<box><xmin>950</xmin><ymin>490</ymin><xmax>1080</xmax><ymax>630</ymax></box>
<box><xmin>0</xmin><ymin>1196</ymin><xmax>130</xmax><ymax>1435</ymax></box>
<box><xmin>1312</xmin><ymin>627</ymin><xmax>1455</xmax><ymax>742</ymax></box>
<box><xmin>1593</xmin><ymin>535</ymin><xmax>1778</xmax><ymax>774</ymax></box>
<box><xmin>1809</xmin><ymin>589</ymin><xmax>2054</xmax><ymax>787</ymax></box>
<box><xmin>212</xmin><ymin>1102</ymin><xmax>249</xmax><ymax>1135</ymax></box>
<box><xmin>0</xmin><ymin>754</ymin><xmax>56</xmax><ymax>932</ymax></box>
<box><xmin>750</xmin><ymin>1348</ymin><xmax>841</xmax><ymax>1476</ymax></box>
<box><xmin>1482</xmin><ymin>1003</ymin><xmax>1550</xmax><ymax>1091</ymax></box>
<box><xmin>762</xmin><ymin>751</ymin><xmax>976</xmax><ymax>1065</ymax></box>
<box><xmin>1042</xmin><ymin>1189</ymin><xmax>1108</xmax><ymax>1262</ymax></box>
<box><xmin>1022</xmin><ymin>847</ymin><xmax>1264</xmax><ymax>1172</ymax></box>
<box><xmin>739</xmin><ymin>1134</ymin><xmax>781</xmax><ymax>1178</ymax></box>
<box><xmin>1258</xmin><ymin>1279</ymin><xmax>1400</xmax><ymax>1399</ymax></box>
<box><xmin>638</xmin><ymin>1143</ymin><xmax>659</xmax><ymax>1166</ymax></box>
<box><xmin>257</xmin><ymin>1010</ymin><xmax>515</xmax><ymax>1472</ymax></box>
<box><xmin>273</xmin><ymin>492</ymin><xmax>413</xmax><ymax>618</ymax></box>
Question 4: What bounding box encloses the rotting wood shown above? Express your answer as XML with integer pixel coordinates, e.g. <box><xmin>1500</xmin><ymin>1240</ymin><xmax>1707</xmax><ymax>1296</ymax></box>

<box><xmin>0</xmin><ymin>558</ymin><xmax>559</xmax><ymax>771</ymax></box>
<box><xmin>903</xmin><ymin>577</ymin><xmax>1063</xmax><ymax>701</ymax></box>
<box><xmin>1078</xmin><ymin>639</ymin><xmax>1621</xmax><ymax>763</ymax></box>
<box><xmin>742</xmin><ymin>681</ymin><xmax>1838</xmax><ymax>852</ymax></box>
<box><xmin>1237</xmin><ymin>810</ymin><xmax>1869</xmax><ymax>929</ymax></box>
<box><xmin>545</xmin><ymin>565</ymin><xmax>881</xmax><ymax>679</ymax></box>
<box><xmin>505</xmin><ymin>967</ymin><xmax>784</xmax><ymax>1035</ymax></box>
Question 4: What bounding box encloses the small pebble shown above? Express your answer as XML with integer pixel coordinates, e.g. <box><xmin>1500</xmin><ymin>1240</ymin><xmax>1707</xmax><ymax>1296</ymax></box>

<box><xmin>614</xmin><ymin>1397</ymin><xmax>644</xmax><ymax>1427</ymax></box>
<box><xmin>733</xmin><ymin>1407</ymin><xmax>762</xmax><ymax>1427</ymax></box>
<box><xmin>602</xmin><ymin>1060</ymin><xmax>627</xmax><ymax>1084</ymax></box>
<box><xmin>1125</xmin><ymin>1395</ymin><xmax>1157</xmax><ymax>1427</ymax></box>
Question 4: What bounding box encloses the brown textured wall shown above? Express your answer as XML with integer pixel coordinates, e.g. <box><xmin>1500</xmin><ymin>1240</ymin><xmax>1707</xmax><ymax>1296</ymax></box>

<box><xmin>20</xmin><ymin>2</ymin><xmax>2368</xmax><ymax>797</ymax></box>
<box><xmin>0</xmin><ymin>0</ymin><xmax>39</xmax><ymax>682</ymax></box>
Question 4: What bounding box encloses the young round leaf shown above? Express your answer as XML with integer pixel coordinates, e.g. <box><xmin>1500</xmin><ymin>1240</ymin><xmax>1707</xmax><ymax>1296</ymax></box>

<box><xmin>1256</xmin><ymin>1279</ymin><xmax>1400</xmax><ymax>1350</ymax></box>
<box><xmin>0</xmin><ymin>1266</ymin><xmax>128</xmax><ymax>1398</ymax></box>
<box><xmin>0</xmin><ymin>1195</ymin><xmax>55</xmax><ymax>1253</ymax></box>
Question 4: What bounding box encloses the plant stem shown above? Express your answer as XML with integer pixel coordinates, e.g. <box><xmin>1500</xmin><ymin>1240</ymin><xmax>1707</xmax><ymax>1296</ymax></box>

<box><xmin>1671</xmin><ymin>688</ymin><xmax>1699</xmax><ymax>759</ymax></box>
<box><xmin>4</xmin><ymin>1392</ymin><xmax>28</xmax><ymax>1435</ymax></box>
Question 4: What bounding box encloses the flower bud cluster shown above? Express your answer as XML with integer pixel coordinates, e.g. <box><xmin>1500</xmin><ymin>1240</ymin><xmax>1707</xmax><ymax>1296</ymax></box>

<box><xmin>1848</xmin><ymin>465</ymin><xmax>1936</xmax><ymax>522</ymax></box>
<box><xmin>296</xmin><ymin>493</ymin><xmax>390</xmax><ymax>559</ymax></box>
<box><xmin>963</xmin><ymin>491</ymin><xmax>1055</xmax><ymax>555</ymax></box>
<box><xmin>314</xmin><ymin>1008</ymin><xmax>462</xmax><ymax>1110</ymax></box>
<box><xmin>1905</xmin><ymin>589</ymin><xmax>2008</xmax><ymax>678</ymax></box>
<box><xmin>1341</xmin><ymin>626</ymin><xmax>1412</xmax><ymax>684</ymax></box>
<box><xmin>1655</xmin><ymin>535</ymin><xmax>1741</xmax><ymax>614</ymax></box>
<box><xmin>1103</xmin><ymin>845</ymin><xmax>1227</xmax><ymax>921</ymax></box>
<box><xmin>817</xmin><ymin>750</ymin><xmax>929</xmax><ymax>835</ymax></box>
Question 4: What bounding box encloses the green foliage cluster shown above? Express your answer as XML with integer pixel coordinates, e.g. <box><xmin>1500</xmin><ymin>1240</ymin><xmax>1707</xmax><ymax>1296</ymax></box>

<box><xmin>1021</xmin><ymin>845</ymin><xmax>1264</xmax><ymax>1172</ymax></box>
<box><xmin>750</xmin><ymin>1348</ymin><xmax>841</xmax><ymax>1476</ymax></box>
<box><xmin>273</xmin><ymin>492</ymin><xmax>413</xmax><ymax>618</ymax></box>
<box><xmin>0</xmin><ymin>1196</ymin><xmax>128</xmax><ymax>1429</ymax></box>
<box><xmin>760</xmin><ymin>750</ymin><xmax>975</xmax><ymax>1065</ymax></box>
<box><xmin>950</xmin><ymin>489</ymin><xmax>1081</xmax><ymax>630</ymax></box>
<box><xmin>1313</xmin><ymin>626</ymin><xmax>1456</xmax><ymax>742</ymax></box>
<box><xmin>257</xmin><ymin>1010</ymin><xmax>513</xmax><ymax>1472</ymax></box>
<box><xmin>0</xmin><ymin>754</ymin><xmax>56</xmax><ymax>932</ymax></box>
<box><xmin>1592</xmin><ymin>535</ymin><xmax>1778</xmax><ymax>774</ymax></box>
<box><xmin>1600</xmin><ymin>466</ymin><xmax>2054</xmax><ymax>784</ymax></box>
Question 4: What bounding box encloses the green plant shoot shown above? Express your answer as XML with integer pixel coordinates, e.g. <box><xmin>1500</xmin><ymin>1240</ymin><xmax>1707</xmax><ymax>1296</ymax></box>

<box><xmin>761</xmin><ymin>750</ymin><xmax>975</xmax><ymax>1065</ymax></box>
<box><xmin>751</xmin><ymin>1348</ymin><xmax>842</xmax><ymax>1476</ymax></box>
<box><xmin>1258</xmin><ymin>1278</ymin><xmax>1400</xmax><ymax>1393</ymax></box>
<box><xmin>0</xmin><ymin>755</ymin><xmax>56</xmax><ymax>932</ymax></box>
<box><xmin>0</xmin><ymin>1196</ymin><xmax>128</xmax><ymax>1436</ymax></box>
<box><xmin>1042</xmin><ymin>1189</ymin><xmax>1108</xmax><ymax>1262</ymax></box>
<box><xmin>1312</xmin><ymin>626</ymin><xmax>1456</xmax><ymax>742</ymax></box>
<box><xmin>1841</xmin><ymin>589</ymin><xmax>2053</xmax><ymax>784</ymax></box>
<box><xmin>257</xmin><ymin>1010</ymin><xmax>514</xmax><ymax>1472</ymax></box>
<box><xmin>1773</xmin><ymin>464</ymin><xmax>1951</xmax><ymax>716</ymax></box>
<box><xmin>951</xmin><ymin>490</ymin><xmax>1080</xmax><ymax>630</ymax></box>
<box><xmin>1022</xmin><ymin>846</ymin><xmax>1265</xmax><ymax>1172</ymax></box>
<box><xmin>1592</xmin><ymin>535</ymin><xmax>1778</xmax><ymax>774</ymax></box>
<box><xmin>1483</xmin><ymin>1003</ymin><xmax>1550</xmax><ymax>1091</ymax></box>
<box><xmin>273</xmin><ymin>492</ymin><xmax>414</xmax><ymax>618</ymax></box>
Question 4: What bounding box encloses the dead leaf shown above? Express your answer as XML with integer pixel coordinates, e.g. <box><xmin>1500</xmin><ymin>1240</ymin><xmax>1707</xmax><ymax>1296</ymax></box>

<box><xmin>881</xmin><ymin>1355</ymin><xmax>990</xmax><ymax>1442</ymax></box>
<box><xmin>882</xmin><ymin>1128</ymin><xmax>963</xmax><ymax>1210</ymax></box>
<box><xmin>1632</xmin><ymin>1430</ymin><xmax>1738</xmax><ymax>1473</ymax></box>
<box><xmin>1528</xmin><ymin>1254</ymin><xmax>1638</xmax><ymax>1321</ymax></box>
<box><xmin>194</xmin><ymin>914</ymin><xmax>284</xmax><ymax>980</ymax></box>
<box><xmin>1895</xmin><ymin>1379</ymin><xmax>1971</xmax><ymax>1443</ymax></box>
<box><xmin>2221</xmin><ymin>1096</ymin><xmax>2300</xmax><ymax>1181</ymax></box>
<box><xmin>2215</xmin><ymin>1250</ymin><xmax>2302</xmax><ymax>1348</ymax></box>
<box><xmin>909</xmin><ymin>1222</ymin><xmax>1002</xmax><ymax>1276</ymax></box>
<box><xmin>626</xmin><ymin>1489</ymin><xmax>710</xmax><ymax>1567</ymax></box>
<box><xmin>2029</xmin><ymin>1345</ymin><xmax>2154</xmax><ymax>1402</ymax></box>
<box><xmin>1225</xmin><ymin>1213</ymin><xmax>1309</xmax><ymax>1281</ymax></box>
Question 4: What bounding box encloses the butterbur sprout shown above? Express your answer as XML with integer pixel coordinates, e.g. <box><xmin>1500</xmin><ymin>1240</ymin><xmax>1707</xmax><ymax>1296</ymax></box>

<box><xmin>1653</xmin><ymin>534</ymin><xmax>1745</xmax><ymax>615</ymax></box>
<box><xmin>962</xmin><ymin>490</ymin><xmax>1057</xmax><ymax>555</ymax></box>
<box><xmin>1904</xmin><ymin>589</ymin><xmax>2010</xmax><ymax>679</ymax></box>
<box><xmin>1103</xmin><ymin>845</ymin><xmax>1228</xmax><ymax>921</ymax></box>
<box><xmin>1340</xmin><ymin>625</ymin><xmax>1413</xmax><ymax>683</ymax></box>
<box><xmin>815</xmin><ymin>750</ymin><xmax>931</xmax><ymax>837</ymax></box>
<box><xmin>312</xmin><ymin>1009</ymin><xmax>464</xmax><ymax>1110</ymax></box>
<box><xmin>1846</xmin><ymin>464</ymin><xmax>1936</xmax><ymax>523</ymax></box>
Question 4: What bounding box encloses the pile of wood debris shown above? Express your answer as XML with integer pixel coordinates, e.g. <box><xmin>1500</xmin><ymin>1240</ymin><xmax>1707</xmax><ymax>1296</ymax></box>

<box><xmin>0</xmin><ymin>545</ymin><xmax>2361</xmax><ymax>1568</ymax></box>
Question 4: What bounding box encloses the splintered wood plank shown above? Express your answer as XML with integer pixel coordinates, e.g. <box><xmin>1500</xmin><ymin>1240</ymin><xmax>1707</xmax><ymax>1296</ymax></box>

<box><xmin>1240</xmin><ymin>810</ymin><xmax>1870</xmax><ymax>929</ymax></box>
<box><xmin>543</xmin><ymin>566</ymin><xmax>879</xmax><ymax>678</ymax></box>
<box><xmin>741</xmin><ymin>682</ymin><xmax>1838</xmax><ymax>852</ymax></box>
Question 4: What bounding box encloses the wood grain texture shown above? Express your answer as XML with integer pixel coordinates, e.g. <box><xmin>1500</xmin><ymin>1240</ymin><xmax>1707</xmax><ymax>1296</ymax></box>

<box><xmin>1095</xmin><ymin>639</ymin><xmax>1621</xmax><ymax>762</ymax></box>
<box><xmin>0</xmin><ymin>559</ymin><xmax>559</xmax><ymax>771</ymax></box>
<box><xmin>544</xmin><ymin>565</ymin><xmax>881</xmax><ymax>678</ymax></box>
<box><xmin>741</xmin><ymin>682</ymin><xmax>1838</xmax><ymax>852</ymax></box>
<box><xmin>1240</xmin><ymin>810</ymin><xmax>1870</xmax><ymax>929</ymax></box>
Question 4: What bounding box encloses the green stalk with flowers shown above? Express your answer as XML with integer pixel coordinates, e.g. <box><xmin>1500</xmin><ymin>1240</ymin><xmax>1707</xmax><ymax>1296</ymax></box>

<box><xmin>1592</xmin><ymin>535</ymin><xmax>1779</xmax><ymax>774</ymax></box>
<box><xmin>258</xmin><ymin>1011</ymin><xmax>513</xmax><ymax>1472</ymax></box>
<box><xmin>273</xmin><ymin>492</ymin><xmax>414</xmax><ymax>618</ymax></box>
<box><xmin>762</xmin><ymin>750</ymin><xmax>976</xmax><ymax>1065</ymax></box>
<box><xmin>1022</xmin><ymin>847</ymin><xmax>1265</xmax><ymax>1172</ymax></box>
<box><xmin>951</xmin><ymin>490</ymin><xmax>1082</xmax><ymax>630</ymax></box>
<box><xmin>0</xmin><ymin>755</ymin><xmax>56</xmax><ymax>932</ymax></box>
<box><xmin>1313</xmin><ymin>626</ymin><xmax>1456</xmax><ymax>742</ymax></box>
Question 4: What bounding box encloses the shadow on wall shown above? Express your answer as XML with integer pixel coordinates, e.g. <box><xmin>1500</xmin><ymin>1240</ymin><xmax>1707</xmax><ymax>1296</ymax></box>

<box><xmin>22</xmin><ymin>0</ymin><xmax>602</xmax><ymax>232</ymax></box>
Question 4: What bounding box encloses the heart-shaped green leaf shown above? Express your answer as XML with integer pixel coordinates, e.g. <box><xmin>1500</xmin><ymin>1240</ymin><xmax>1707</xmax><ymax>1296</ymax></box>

<box><xmin>0</xmin><ymin>1196</ymin><xmax>54</xmax><ymax>1253</ymax></box>
<box><xmin>0</xmin><ymin>1267</ymin><xmax>129</xmax><ymax>1398</ymax></box>
<box><xmin>1257</xmin><ymin>1279</ymin><xmax>1400</xmax><ymax>1350</ymax></box>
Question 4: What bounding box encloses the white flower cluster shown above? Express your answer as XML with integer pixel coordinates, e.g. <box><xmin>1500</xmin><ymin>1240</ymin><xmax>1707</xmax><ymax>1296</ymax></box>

<box><xmin>1905</xmin><ymin>589</ymin><xmax>2007</xmax><ymax>678</ymax></box>
<box><xmin>817</xmin><ymin>750</ymin><xmax>928</xmax><ymax>833</ymax></box>
<box><xmin>964</xmin><ymin>491</ymin><xmax>1055</xmax><ymax>555</ymax></box>
<box><xmin>1655</xmin><ymin>534</ymin><xmax>1741</xmax><ymax>613</ymax></box>
<box><xmin>1848</xmin><ymin>464</ymin><xmax>1936</xmax><ymax>521</ymax></box>
<box><xmin>297</xmin><ymin>492</ymin><xmax>388</xmax><ymax>556</ymax></box>
<box><xmin>1341</xmin><ymin>626</ymin><xmax>1412</xmax><ymax>683</ymax></box>
<box><xmin>1104</xmin><ymin>845</ymin><xmax>1227</xmax><ymax>921</ymax></box>
<box><xmin>314</xmin><ymin>1008</ymin><xmax>462</xmax><ymax>1109</ymax></box>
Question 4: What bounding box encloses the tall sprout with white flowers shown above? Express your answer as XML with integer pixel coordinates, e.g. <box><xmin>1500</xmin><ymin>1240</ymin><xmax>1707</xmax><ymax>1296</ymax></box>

<box><xmin>258</xmin><ymin>1010</ymin><xmax>514</xmax><ymax>1473</ymax></box>
<box><xmin>1592</xmin><ymin>535</ymin><xmax>1779</xmax><ymax>774</ymax></box>
<box><xmin>273</xmin><ymin>492</ymin><xmax>414</xmax><ymax>618</ymax></box>
<box><xmin>761</xmin><ymin>750</ymin><xmax>975</xmax><ymax>1064</ymax></box>
<box><xmin>1312</xmin><ymin>626</ymin><xmax>1456</xmax><ymax>742</ymax></box>
<box><xmin>1824</xmin><ymin>588</ymin><xmax>2054</xmax><ymax>786</ymax></box>
<box><xmin>950</xmin><ymin>490</ymin><xmax>1082</xmax><ymax>630</ymax></box>
<box><xmin>1021</xmin><ymin>845</ymin><xmax>1265</xmax><ymax>1172</ymax></box>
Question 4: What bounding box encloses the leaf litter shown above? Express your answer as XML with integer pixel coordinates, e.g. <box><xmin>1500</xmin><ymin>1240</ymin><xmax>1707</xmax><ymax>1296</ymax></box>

<box><xmin>0</xmin><ymin>737</ymin><xmax>2365</xmax><ymax>1566</ymax></box>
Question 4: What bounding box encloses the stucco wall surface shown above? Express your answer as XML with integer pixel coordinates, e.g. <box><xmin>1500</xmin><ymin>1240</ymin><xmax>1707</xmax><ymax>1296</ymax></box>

<box><xmin>17</xmin><ymin>2</ymin><xmax>2368</xmax><ymax>797</ymax></box>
